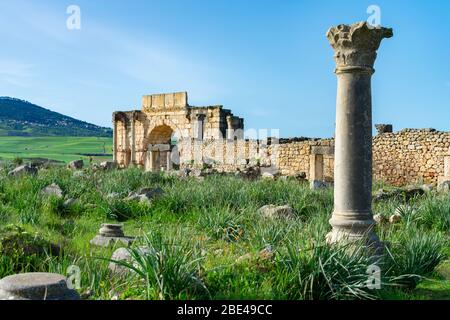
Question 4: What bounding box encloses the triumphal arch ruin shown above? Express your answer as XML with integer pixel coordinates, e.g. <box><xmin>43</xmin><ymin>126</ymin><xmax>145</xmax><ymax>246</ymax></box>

<box><xmin>112</xmin><ymin>92</ymin><xmax>244</xmax><ymax>171</ymax></box>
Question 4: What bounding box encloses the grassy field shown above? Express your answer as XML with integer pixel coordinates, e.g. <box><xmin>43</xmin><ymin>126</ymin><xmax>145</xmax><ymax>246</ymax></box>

<box><xmin>0</xmin><ymin>136</ymin><xmax>113</xmax><ymax>163</ymax></box>
<box><xmin>0</xmin><ymin>165</ymin><xmax>448</xmax><ymax>300</ymax></box>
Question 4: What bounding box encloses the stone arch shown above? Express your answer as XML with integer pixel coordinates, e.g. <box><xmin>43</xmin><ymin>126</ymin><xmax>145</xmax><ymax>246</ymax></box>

<box><xmin>148</xmin><ymin>124</ymin><xmax>174</xmax><ymax>144</ymax></box>
<box><xmin>143</xmin><ymin>118</ymin><xmax>186</xmax><ymax>172</ymax></box>
<box><xmin>144</xmin><ymin>117</ymin><xmax>187</xmax><ymax>146</ymax></box>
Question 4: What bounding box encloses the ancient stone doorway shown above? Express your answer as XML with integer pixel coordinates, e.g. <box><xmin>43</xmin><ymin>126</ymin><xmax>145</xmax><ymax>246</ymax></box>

<box><xmin>145</xmin><ymin>125</ymin><xmax>176</xmax><ymax>172</ymax></box>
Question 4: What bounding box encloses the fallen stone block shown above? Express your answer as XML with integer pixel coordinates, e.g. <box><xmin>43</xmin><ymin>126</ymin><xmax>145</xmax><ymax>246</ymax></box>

<box><xmin>8</xmin><ymin>165</ymin><xmax>38</xmax><ymax>177</ymax></box>
<box><xmin>68</xmin><ymin>160</ymin><xmax>84</xmax><ymax>170</ymax></box>
<box><xmin>0</xmin><ymin>273</ymin><xmax>80</xmax><ymax>300</ymax></box>
<box><xmin>258</xmin><ymin>205</ymin><xmax>294</xmax><ymax>219</ymax></box>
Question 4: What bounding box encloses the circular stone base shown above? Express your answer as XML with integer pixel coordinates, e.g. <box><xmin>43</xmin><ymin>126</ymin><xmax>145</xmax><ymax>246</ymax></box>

<box><xmin>0</xmin><ymin>273</ymin><xmax>80</xmax><ymax>300</ymax></box>
<box><xmin>90</xmin><ymin>235</ymin><xmax>135</xmax><ymax>248</ymax></box>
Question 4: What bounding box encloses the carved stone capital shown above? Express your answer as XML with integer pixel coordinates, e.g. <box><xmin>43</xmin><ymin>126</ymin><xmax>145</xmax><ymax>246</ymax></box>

<box><xmin>327</xmin><ymin>22</ymin><xmax>393</xmax><ymax>73</ymax></box>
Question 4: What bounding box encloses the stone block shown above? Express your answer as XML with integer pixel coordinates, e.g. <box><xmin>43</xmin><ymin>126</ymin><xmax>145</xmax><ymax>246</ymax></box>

<box><xmin>0</xmin><ymin>273</ymin><xmax>80</xmax><ymax>300</ymax></box>
<box><xmin>375</xmin><ymin>124</ymin><xmax>393</xmax><ymax>135</ymax></box>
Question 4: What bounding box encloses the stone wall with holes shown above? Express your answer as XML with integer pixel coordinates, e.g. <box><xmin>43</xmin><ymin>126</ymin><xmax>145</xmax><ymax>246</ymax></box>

<box><xmin>176</xmin><ymin>138</ymin><xmax>335</xmax><ymax>180</ymax></box>
<box><xmin>176</xmin><ymin>128</ymin><xmax>450</xmax><ymax>186</ymax></box>
<box><xmin>373</xmin><ymin>129</ymin><xmax>450</xmax><ymax>186</ymax></box>
<box><xmin>113</xmin><ymin>92</ymin><xmax>244</xmax><ymax>169</ymax></box>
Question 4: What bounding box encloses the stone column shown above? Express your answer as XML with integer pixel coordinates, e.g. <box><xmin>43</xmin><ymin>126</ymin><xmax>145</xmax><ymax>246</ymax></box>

<box><xmin>112</xmin><ymin>113</ymin><xmax>117</xmax><ymax>162</ymax></box>
<box><xmin>130</xmin><ymin>112</ymin><xmax>136</xmax><ymax>165</ymax></box>
<box><xmin>326</xmin><ymin>22</ymin><xmax>393</xmax><ymax>248</ymax></box>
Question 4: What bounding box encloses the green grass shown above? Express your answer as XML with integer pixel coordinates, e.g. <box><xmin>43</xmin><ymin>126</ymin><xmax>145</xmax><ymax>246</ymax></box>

<box><xmin>0</xmin><ymin>136</ymin><xmax>112</xmax><ymax>163</ymax></box>
<box><xmin>0</xmin><ymin>166</ymin><xmax>448</xmax><ymax>300</ymax></box>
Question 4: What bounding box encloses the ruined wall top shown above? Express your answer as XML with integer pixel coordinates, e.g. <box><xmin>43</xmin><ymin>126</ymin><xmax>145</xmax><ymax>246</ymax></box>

<box><xmin>142</xmin><ymin>92</ymin><xmax>188</xmax><ymax>112</ymax></box>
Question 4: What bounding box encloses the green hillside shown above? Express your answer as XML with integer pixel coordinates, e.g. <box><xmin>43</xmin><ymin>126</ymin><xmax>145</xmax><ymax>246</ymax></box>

<box><xmin>0</xmin><ymin>136</ymin><xmax>112</xmax><ymax>163</ymax></box>
<box><xmin>0</xmin><ymin>97</ymin><xmax>112</xmax><ymax>137</ymax></box>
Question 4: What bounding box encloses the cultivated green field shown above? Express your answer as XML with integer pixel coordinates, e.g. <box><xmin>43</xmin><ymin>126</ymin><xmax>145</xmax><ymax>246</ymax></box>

<box><xmin>0</xmin><ymin>166</ymin><xmax>448</xmax><ymax>300</ymax></box>
<box><xmin>0</xmin><ymin>136</ymin><xmax>113</xmax><ymax>163</ymax></box>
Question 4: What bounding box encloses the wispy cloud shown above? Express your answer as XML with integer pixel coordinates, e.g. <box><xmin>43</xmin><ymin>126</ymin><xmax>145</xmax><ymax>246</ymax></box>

<box><xmin>0</xmin><ymin>60</ymin><xmax>34</xmax><ymax>87</ymax></box>
<box><xmin>0</xmin><ymin>0</ymin><xmax>227</xmax><ymax>99</ymax></box>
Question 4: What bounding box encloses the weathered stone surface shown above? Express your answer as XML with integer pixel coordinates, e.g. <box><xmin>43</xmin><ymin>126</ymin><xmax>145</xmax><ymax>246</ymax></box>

<box><xmin>0</xmin><ymin>273</ymin><xmax>79</xmax><ymax>300</ymax></box>
<box><xmin>99</xmin><ymin>224</ymin><xmax>125</xmax><ymax>237</ymax></box>
<box><xmin>310</xmin><ymin>180</ymin><xmax>330</xmax><ymax>190</ymax></box>
<box><xmin>68</xmin><ymin>160</ymin><xmax>84</xmax><ymax>170</ymax></box>
<box><xmin>373</xmin><ymin>214</ymin><xmax>388</xmax><ymax>225</ymax></box>
<box><xmin>438</xmin><ymin>180</ymin><xmax>450</xmax><ymax>192</ymax></box>
<box><xmin>99</xmin><ymin>161</ymin><xmax>117</xmax><ymax>170</ymax></box>
<box><xmin>90</xmin><ymin>224</ymin><xmax>134</xmax><ymax>248</ymax></box>
<box><xmin>8</xmin><ymin>165</ymin><xmax>37</xmax><ymax>177</ymax></box>
<box><xmin>261</xmin><ymin>172</ymin><xmax>275</xmax><ymax>180</ymax></box>
<box><xmin>90</xmin><ymin>235</ymin><xmax>134</xmax><ymax>248</ymax></box>
<box><xmin>373</xmin><ymin>187</ymin><xmax>425</xmax><ymax>203</ymax></box>
<box><xmin>258</xmin><ymin>205</ymin><xmax>294</xmax><ymax>219</ymax></box>
<box><xmin>125</xmin><ymin>187</ymin><xmax>164</xmax><ymax>203</ymax></box>
<box><xmin>109</xmin><ymin>247</ymin><xmax>152</xmax><ymax>276</ymax></box>
<box><xmin>63</xmin><ymin>198</ymin><xmax>77</xmax><ymax>208</ymax></box>
<box><xmin>375</xmin><ymin>124</ymin><xmax>393</xmax><ymax>135</ymax></box>
<box><xmin>389</xmin><ymin>213</ymin><xmax>402</xmax><ymax>224</ymax></box>
<box><xmin>311</xmin><ymin>146</ymin><xmax>334</xmax><ymax>155</ymax></box>
<box><xmin>420</xmin><ymin>184</ymin><xmax>433</xmax><ymax>193</ymax></box>
<box><xmin>41</xmin><ymin>183</ymin><xmax>63</xmax><ymax>199</ymax></box>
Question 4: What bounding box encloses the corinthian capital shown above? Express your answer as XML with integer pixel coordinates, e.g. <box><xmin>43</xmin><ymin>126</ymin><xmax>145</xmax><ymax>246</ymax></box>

<box><xmin>327</xmin><ymin>21</ymin><xmax>393</xmax><ymax>73</ymax></box>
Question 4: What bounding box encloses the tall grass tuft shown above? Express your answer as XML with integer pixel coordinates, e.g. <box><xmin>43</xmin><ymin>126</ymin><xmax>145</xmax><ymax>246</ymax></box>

<box><xmin>109</xmin><ymin>231</ymin><xmax>209</xmax><ymax>300</ymax></box>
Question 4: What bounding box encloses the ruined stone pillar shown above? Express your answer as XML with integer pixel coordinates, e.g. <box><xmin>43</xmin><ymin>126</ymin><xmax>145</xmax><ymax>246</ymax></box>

<box><xmin>226</xmin><ymin>115</ymin><xmax>233</xmax><ymax>140</ymax></box>
<box><xmin>326</xmin><ymin>22</ymin><xmax>393</xmax><ymax>247</ymax></box>
<box><xmin>130</xmin><ymin>112</ymin><xmax>136</xmax><ymax>165</ymax></box>
<box><xmin>195</xmin><ymin>114</ymin><xmax>206</xmax><ymax>141</ymax></box>
<box><xmin>309</xmin><ymin>154</ymin><xmax>324</xmax><ymax>189</ymax></box>
<box><xmin>444</xmin><ymin>156</ymin><xmax>450</xmax><ymax>179</ymax></box>
<box><xmin>166</xmin><ymin>150</ymin><xmax>173</xmax><ymax>171</ymax></box>
<box><xmin>112</xmin><ymin>113</ymin><xmax>117</xmax><ymax>162</ymax></box>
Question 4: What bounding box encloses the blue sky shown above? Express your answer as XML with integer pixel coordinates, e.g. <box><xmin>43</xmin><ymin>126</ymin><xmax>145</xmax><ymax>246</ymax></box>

<box><xmin>0</xmin><ymin>0</ymin><xmax>449</xmax><ymax>138</ymax></box>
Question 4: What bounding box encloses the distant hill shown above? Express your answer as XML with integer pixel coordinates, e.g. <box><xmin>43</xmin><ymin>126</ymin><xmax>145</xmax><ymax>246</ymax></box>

<box><xmin>0</xmin><ymin>97</ymin><xmax>112</xmax><ymax>137</ymax></box>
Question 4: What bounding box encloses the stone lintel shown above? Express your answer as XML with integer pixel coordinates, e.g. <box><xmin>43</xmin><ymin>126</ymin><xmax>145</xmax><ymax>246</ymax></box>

<box><xmin>311</xmin><ymin>146</ymin><xmax>335</xmax><ymax>155</ymax></box>
<box><xmin>149</xmin><ymin>144</ymin><xmax>171</xmax><ymax>152</ymax></box>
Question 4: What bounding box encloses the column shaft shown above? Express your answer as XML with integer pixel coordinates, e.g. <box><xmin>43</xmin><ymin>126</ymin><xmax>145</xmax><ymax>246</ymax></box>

<box><xmin>325</xmin><ymin>22</ymin><xmax>393</xmax><ymax>248</ymax></box>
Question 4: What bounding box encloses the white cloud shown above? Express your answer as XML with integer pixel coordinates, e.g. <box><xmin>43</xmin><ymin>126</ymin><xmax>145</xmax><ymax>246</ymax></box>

<box><xmin>0</xmin><ymin>60</ymin><xmax>34</xmax><ymax>87</ymax></box>
<box><xmin>0</xmin><ymin>1</ymin><xmax>227</xmax><ymax>99</ymax></box>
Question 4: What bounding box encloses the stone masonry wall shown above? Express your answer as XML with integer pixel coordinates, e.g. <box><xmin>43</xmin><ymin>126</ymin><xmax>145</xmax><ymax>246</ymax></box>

<box><xmin>177</xmin><ymin>129</ymin><xmax>450</xmax><ymax>186</ymax></box>
<box><xmin>177</xmin><ymin>138</ymin><xmax>334</xmax><ymax>181</ymax></box>
<box><xmin>373</xmin><ymin>129</ymin><xmax>450</xmax><ymax>186</ymax></box>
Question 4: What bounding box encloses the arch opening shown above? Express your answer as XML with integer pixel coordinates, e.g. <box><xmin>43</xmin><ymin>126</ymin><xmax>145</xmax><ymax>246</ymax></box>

<box><xmin>145</xmin><ymin>125</ymin><xmax>178</xmax><ymax>172</ymax></box>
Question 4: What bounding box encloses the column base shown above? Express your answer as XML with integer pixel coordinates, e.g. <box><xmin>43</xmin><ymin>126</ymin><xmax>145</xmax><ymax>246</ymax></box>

<box><xmin>326</xmin><ymin>225</ymin><xmax>384</xmax><ymax>255</ymax></box>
